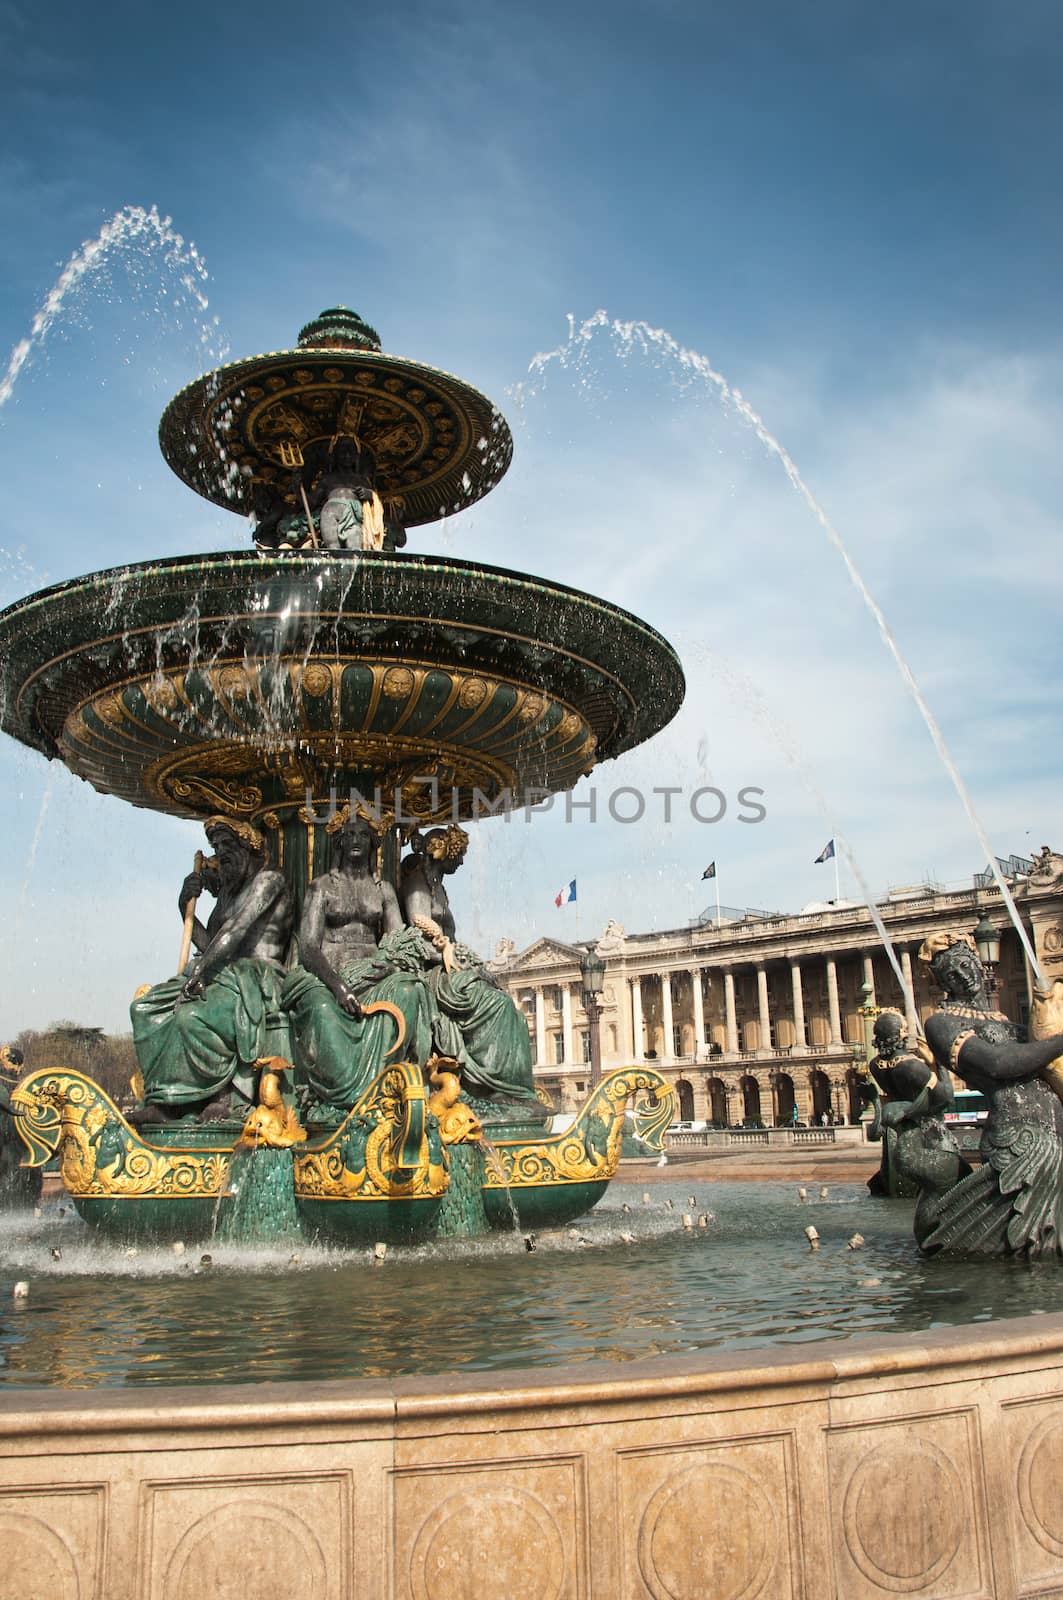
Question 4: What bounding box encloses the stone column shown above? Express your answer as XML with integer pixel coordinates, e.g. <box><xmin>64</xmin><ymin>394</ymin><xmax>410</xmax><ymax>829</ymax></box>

<box><xmin>561</xmin><ymin>984</ymin><xmax>574</xmax><ymax>1066</ymax></box>
<box><xmin>661</xmin><ymin>973</ymin><xmax>674</xmax><ymax>1059</ymax></box>
<box><xmin>724</xmin><ymin>970</ymin><xmax>739</xmax><ymax>1055</ymax></box>
<box><xmin>862</xmin><ymin>952</ymin><xmax>877</xmax><ymax>1006</ymax></box>
<box><xmin>790</xmin><ymin>961</ymin><xmax>807</xmax><ymax>1050</ymax></box>
<box><xmin>756</xmin><ymin>965</ymin><xmax>771</xmax><ymax>1053</ymax></box>
<box><xmin>900</xmin><ymin>948</ymin><xmax>919</xmax><ymax>1038</ymax></box>
<box><xmin>692</xmin><ymin>969</ymin><xmax>705</xmax><ymax>1058</ymax></box>
<box><xmin>534</xmin><ymin>988</ymin><xmax>547</xmax><ymax>1066</ymax></box>
<box><xmin>826</xmin><ymin>957</ymin><xmax>842</xmax><ymax>1045</ymax></box>
<box><xmin>631</xmin><ymin>977</ymin><xmax>644</xmax><ymax>1058</ymax></box>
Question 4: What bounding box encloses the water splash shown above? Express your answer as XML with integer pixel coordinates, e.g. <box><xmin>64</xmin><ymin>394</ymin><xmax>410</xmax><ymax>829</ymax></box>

<box><xmin>0</xmin><ymin>204</ymin><xmax>227</xmax><ymax>414</ymax></box>
<box><xmin>518</xmin><ymin>312</ymin><xmax>1046</xmax><ymax>987</ymax></box>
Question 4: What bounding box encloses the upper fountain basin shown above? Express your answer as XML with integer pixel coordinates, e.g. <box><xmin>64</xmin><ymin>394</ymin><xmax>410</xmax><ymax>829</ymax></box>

<box><xmin>0</xmin><ymin>550</ymin><xmax>685</xmax><ymax>825</ymax></box>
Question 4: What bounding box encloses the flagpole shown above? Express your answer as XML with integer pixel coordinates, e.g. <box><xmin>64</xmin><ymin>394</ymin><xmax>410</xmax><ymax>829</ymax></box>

<box><xmin>715</xmin><ymin>874</ymin><xmax>721</xmax><ymax>926</ymax></box>
<box><xmin>834</xmin><ymin>849</ymin><xmax>841</xmax><ymax>904</ymax></box>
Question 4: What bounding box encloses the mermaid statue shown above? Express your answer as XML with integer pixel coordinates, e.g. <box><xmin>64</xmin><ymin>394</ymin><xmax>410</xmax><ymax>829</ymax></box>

<box><xmin>912</xmin><ymin>929</ymin><xmax>1063</xmax><ymax>1257</ymax></box>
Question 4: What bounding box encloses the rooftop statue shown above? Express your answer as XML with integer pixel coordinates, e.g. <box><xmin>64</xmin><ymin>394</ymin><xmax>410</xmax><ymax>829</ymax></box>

<box><xmin>400</xmin><ymin>826</ymin><xmax>540</xmax><ymax>1112</ymax></box>
<box><xmin>129</xmin><ymin>818</ymin><xmax>293</xmax><ymax>1123</ymax></box>
<box><xmin>914</xmin><ymin>930</ymin><xmax>1063</xmax><ymax>1256</ymax></box>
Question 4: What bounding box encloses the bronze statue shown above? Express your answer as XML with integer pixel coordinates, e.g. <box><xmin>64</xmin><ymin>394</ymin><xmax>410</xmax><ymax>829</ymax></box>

<box><xmin>865</xmin><ymin>1010</ymin><xmax>971</xmax><ymax>1203</ymax></box>
<box><xmin>281</xmin><ymin>809</ymin><xmax>434</xmax><ymax>1110</ymax></box>
<box><xmin>129</xmin><ymin>818</ymin><xmax>293</xmax><ymax>1121</ymax></box>
<box><xmin>913</xmin><ymin>930</ymin><xmax>1063</xmax><ymax>1256</ymax></box>
<box><xmin>310</xmin><ymin>436</ymin><xmax>382</xmax><ymax>551</ymax></box>
<box><xmin>400</xmin><ymin>826</ymin><xmax>539</xmax><ymax>1108</ymax></box>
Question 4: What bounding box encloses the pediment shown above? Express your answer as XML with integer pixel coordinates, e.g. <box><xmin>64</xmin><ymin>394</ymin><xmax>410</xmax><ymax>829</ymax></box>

<box><xmin>505</xmin><ymin>937</ymin><xmax>584</xmax><ymax>973</ymax></box>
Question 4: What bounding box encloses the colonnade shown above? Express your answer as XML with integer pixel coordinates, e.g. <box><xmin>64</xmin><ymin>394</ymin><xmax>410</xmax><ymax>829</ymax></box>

<box><xmin>517</xmin><ymin>945</ymin><xmax>925</xmax><ymax>1075</ymax></box>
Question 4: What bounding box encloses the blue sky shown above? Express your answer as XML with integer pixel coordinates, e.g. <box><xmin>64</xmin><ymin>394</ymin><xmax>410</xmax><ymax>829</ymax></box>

<box><xmin>1</xmin><ymin>0</ymin><xmax>1062</xmax><ymax>1032</ymax></box>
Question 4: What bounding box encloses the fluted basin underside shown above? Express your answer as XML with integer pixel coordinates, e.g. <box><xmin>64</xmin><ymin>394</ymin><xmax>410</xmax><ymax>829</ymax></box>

<box><xmin>0</xmin><ymin>551</ymin><xmax>685</xmax><ymax>825</ymax></box>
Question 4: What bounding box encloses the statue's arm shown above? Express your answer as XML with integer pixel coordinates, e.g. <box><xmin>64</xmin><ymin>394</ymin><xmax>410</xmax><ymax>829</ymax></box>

<box><xmin>380</xmin><ymin>881</ymin><xmax>404</xmax><ymax>936</ymax></box>
<box><xmin>296</xmin><ymin>880</ymin><xmax>363</xmax><ymax>1017</ymax></box>
<box><xmin>401</xmin><ymin>867</ymin><xmax>433</xmax><ymax>926</ymax></box>
<box><xmin>178</xmin><ymin>866</ymin><xmax>217</xmax><ymax>956</ymax></box>
<box><xmin>957</xmin><ymin>1031</ymin><xmax>1063</xmax><ymax>1083</ymax></box>
<box><xmin>183</xmin><ymin>872</ymin><xmax>284</xmax><ymax>992</ymax></box>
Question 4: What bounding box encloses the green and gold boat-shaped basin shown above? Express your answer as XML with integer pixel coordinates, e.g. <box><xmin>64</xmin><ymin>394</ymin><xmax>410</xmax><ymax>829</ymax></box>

<box><xmin>481</xmin><ymin>1068</ymin><xmax>674</xmax><ymax>1229</ymax></box>
<box><xmin>13</xmin><ymin>1067</ymin><xmax>674</xmax><ymax>1244</ymax></box>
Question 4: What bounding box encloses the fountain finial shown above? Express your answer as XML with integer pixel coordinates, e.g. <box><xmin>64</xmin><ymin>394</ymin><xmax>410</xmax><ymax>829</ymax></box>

<box><xmin>297</xmin><ymin>307</ymin><xmax>381</xmax><ymax>353</ymax></box>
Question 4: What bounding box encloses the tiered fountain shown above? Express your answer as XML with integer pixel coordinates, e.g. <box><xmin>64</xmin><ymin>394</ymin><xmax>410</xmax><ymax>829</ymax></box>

<box><xmin>0</xmin><ymin>307</ymin><xmax>681</xmax><ymax>1241</ymax></box>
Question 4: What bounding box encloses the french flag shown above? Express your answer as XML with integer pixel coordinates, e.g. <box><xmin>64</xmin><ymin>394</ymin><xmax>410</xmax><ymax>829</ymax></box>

<box><xmin>554</xmin><ymin>879</ymin><xmax>577</xmax><ymax>908</ymax></box>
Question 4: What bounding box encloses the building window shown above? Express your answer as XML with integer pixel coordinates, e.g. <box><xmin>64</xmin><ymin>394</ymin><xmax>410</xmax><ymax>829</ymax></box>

<box><xmin>551</xmin><ymin>986</ymin><xmax>563</xmax><ymax>1012</ymax></box>
<box><xmin>673</xmin><ymin>1025</ymin><xmax>683</xmax><ymax>1056</ymax></box>
<box><xmin>553</xmin><ymin>1034</ymin><xmax>566</xmax><ymax>1065</ymax></box>
<box><xmin>575</xmin><ymin>1082</ymin><xmax>586</xmax><ymax>1094</ymax></box>
<box><xmin>581</xmin><ymin>1029</ymin><xmax>591</xmax><ymax>1063</ymax></box>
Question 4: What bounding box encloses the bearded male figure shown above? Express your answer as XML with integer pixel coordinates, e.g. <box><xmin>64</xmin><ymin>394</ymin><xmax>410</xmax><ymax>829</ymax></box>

<box><xmin>130</xmin><ymin>818</ymin><xmax>293</xmax><ymax>1122</ymax></box>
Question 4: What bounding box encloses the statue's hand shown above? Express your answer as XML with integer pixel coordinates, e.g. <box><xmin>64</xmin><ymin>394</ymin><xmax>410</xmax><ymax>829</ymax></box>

<box><xmin>178</xmin><ymin>872</ymin><xmax>204</xmax><ymax>915</ymax></box>
<box><xmin>178</xmin><ymin>972</ymin><xmax>206</xmax><ymax>1004</ymax></box>
<box><xmin>336</xmin><ymin>985</ymin><xmax>364</xmax><ymax>1019</ymax></box>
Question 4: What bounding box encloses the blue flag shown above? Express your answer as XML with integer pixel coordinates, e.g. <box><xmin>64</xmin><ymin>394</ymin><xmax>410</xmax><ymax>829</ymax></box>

<box><xmin>814</xmin><ymin>839</ymin><xmax>835</xmax><ymax>864</ymax></box>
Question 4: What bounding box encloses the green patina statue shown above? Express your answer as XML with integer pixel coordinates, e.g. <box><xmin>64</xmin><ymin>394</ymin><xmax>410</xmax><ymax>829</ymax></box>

<box><xmin>400</xmin><ymin>825</ymin><xmax>539</xmax><ymax>1110</ymax></box>
<box><xmin>282</xmin><ymin>810</ymin><xmax>435</xmax><ymax>1111</ymax></box>
<box><xmin>129</xmin><ymin>818</ymin><xmax>293</xmax><ymax>1122</ymax></box>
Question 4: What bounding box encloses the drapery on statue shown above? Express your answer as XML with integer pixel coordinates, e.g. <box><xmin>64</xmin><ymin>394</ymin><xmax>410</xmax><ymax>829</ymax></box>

<box><xmin>281</xmin><ymin>807</ymin><xmax>434</xmax><ymax>1111</ymax></box>
<box><xmin>400</xmin><ymin>825</ymin><xmax>539</xmax><ymax>1107</ymax></box>
<box><xmin>129</xmin><ymin>818</ymin><xmax>293</xmax><ymax>1123</ymax></box>
<box><xmin>908</xmin><ymin>929</ymin><xmax>1063</xmax><ymax>1256</ymax></box>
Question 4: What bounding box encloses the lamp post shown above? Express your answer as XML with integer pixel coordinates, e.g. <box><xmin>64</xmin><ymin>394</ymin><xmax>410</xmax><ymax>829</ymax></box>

<box><xmin>974</xmin><ymin>911</ymin><xmax>1001</xmax><ymax>1001</ymax></box>
<box><xmin>580</xmin><ymin>947</ymin><xmax>606</xmax><ymax>1089</ymax></box>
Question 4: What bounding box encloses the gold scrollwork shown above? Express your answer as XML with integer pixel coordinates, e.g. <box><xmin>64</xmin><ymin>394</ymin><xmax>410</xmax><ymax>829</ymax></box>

<box><xmin>483</xmin><ymin>1069</ymin><xmax>674</xmax><ymax>1191</ymax></box>
<box><xmin>294</xmin><ymin>1062</ymin><xmax>448</xmax><ymax>1202</ymax></box>
<box><xmin>12</xmin><ymin>1071</ymin><xmax>232</xmax><ymax>1199</ymax></box>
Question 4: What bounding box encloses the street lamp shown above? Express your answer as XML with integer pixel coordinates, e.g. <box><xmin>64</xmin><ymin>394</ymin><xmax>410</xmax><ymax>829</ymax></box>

<box><xmin>580</xmin><ymin>947</ymin><xmax>606</xmax><ymax>1088</ymax></box>
<box><xmin>974</xmin><ymin>911</ymin><xmax>1001</xmax><ymax>999</ymax></box>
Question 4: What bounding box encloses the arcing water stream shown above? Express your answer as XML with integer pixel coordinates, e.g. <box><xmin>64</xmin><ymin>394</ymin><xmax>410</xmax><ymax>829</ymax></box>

<box><xmin>516</xmin><ymin>311</ymin><xmax>1048</xmax><ymax>991</ymax></box>
<box><xmin>0</xmin><ymin>204</ymin><xmax>226</xmax><ymax>414</ymax></box>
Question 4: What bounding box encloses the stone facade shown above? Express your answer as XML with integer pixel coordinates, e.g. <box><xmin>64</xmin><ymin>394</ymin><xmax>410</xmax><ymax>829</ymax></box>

<box><xmin>494</xmin><ymin>875</ymin><xmax>1063</xmax><ymax>1123</ymax></box>
<box><xmin>5</xmin><ymin>1312</ymin><xmax>1063</xmax><ymax>1596</ymax></box>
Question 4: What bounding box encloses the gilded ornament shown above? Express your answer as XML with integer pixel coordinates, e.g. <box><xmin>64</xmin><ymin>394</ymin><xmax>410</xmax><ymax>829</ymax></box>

<box><xmin>217</xmin><ymin>664</ymin><xmax>253</xmax><ymax>698</ymax></box>
<box><xmin>458</xmin><ymin>677</ymin><xmax>489</xmax><ymax>710</ymax></box>
<box><xmin>294</xmin><ymin>1062</ymin><xmax>448</xmax><ymax>1203</ymax></box>
<box><xmin>483</xmin><ymin>1069</ymin><xmax>674</xmax><ymax>1191</ymax></box>
<box><xmin>12</xmin><ymin>1071</ymin><xmax>232</xmax><ymax>1200</ymax></box>
<box><xmin>517</xmin><ymin>695</ymin><xmax>546</xmax><ymax>725</ymax></box>
<box><xmin>300</xmin><ymin>663</ymin><xmax>333</xmax><ymax>698</ymax></box>
<box><xmin>382</xmin><ymin>666</ymin><xmax>415</xmax><ymax>700</ymax></box>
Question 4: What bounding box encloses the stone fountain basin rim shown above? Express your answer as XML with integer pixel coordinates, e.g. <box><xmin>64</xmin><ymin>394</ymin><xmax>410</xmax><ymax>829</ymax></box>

<box><xmin>0</xmin><ymin>1308</ymin><xmax>1057</xmax><ymax>1426</ymax></box>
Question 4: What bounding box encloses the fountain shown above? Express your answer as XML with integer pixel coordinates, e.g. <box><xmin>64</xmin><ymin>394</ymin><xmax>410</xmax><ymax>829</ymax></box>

<box><xmin>0</xmin><ymin>306</ymin><xmax>679</xmax><ymax>1242</ymax></box>
<box><xmin>4</xmin><ymin>305</ymin><xmax>1063</xmax><ymax>1600</ymax></box>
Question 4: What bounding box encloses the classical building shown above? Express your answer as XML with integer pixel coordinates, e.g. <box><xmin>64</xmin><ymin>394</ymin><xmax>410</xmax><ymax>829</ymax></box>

<box><xmin>493</xmin><ymin>853</ymin><xmax>1063</xmax><ymax>1126</ymax></box>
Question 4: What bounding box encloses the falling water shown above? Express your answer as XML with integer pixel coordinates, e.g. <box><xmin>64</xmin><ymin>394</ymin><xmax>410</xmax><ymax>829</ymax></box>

<box><xmin>517</xmin><ymin>312</ymin><xmax>1047</xmax><ymax>988</ymax></box>
<box><xmin>0</xmin><ymin>204</ymin><xmax>226</xmax><ymax>414</ymax></box>
<box><xmin>15</xmin><ymin>767</ymin><xmax>57</xmax><ymax>931</ymax></box>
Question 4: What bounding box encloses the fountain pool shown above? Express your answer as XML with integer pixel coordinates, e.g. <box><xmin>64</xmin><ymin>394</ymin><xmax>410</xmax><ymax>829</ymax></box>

<box><xmin>4</xmin><ymin>1179</ymin><xmax>1063</xmax><ymax>1390</ymax></box>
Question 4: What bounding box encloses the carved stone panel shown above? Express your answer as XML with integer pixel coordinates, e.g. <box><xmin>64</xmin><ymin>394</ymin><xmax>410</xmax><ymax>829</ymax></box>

<box><xmin>392</xmin><ymin>1458</ymin><xmax>584</xmax><ymax>1600</ymax></box>
<box><xmin>826</xmin><ymin>1412</ymin><xmax>990</xmax><ymax>1598</ymax></box>
<box><xmin>138</xmin><ymin>1472</ymin><xmax>350</xmax><ymax>1600</ymax></box>
<box><xmin>0</xmin><ymin>1486</ymin><xmax>106</xmax><ymax>1599</ymax></box>
<box><xmin>617</xmin><ymin>1433</ymin><xmax>798</xmax><ymax>1600</ymax></box>
<box><xmin>1003</xmin><ymin>1394</ymin><xmax>1063</xmax><ymax>1595</ymax></box>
